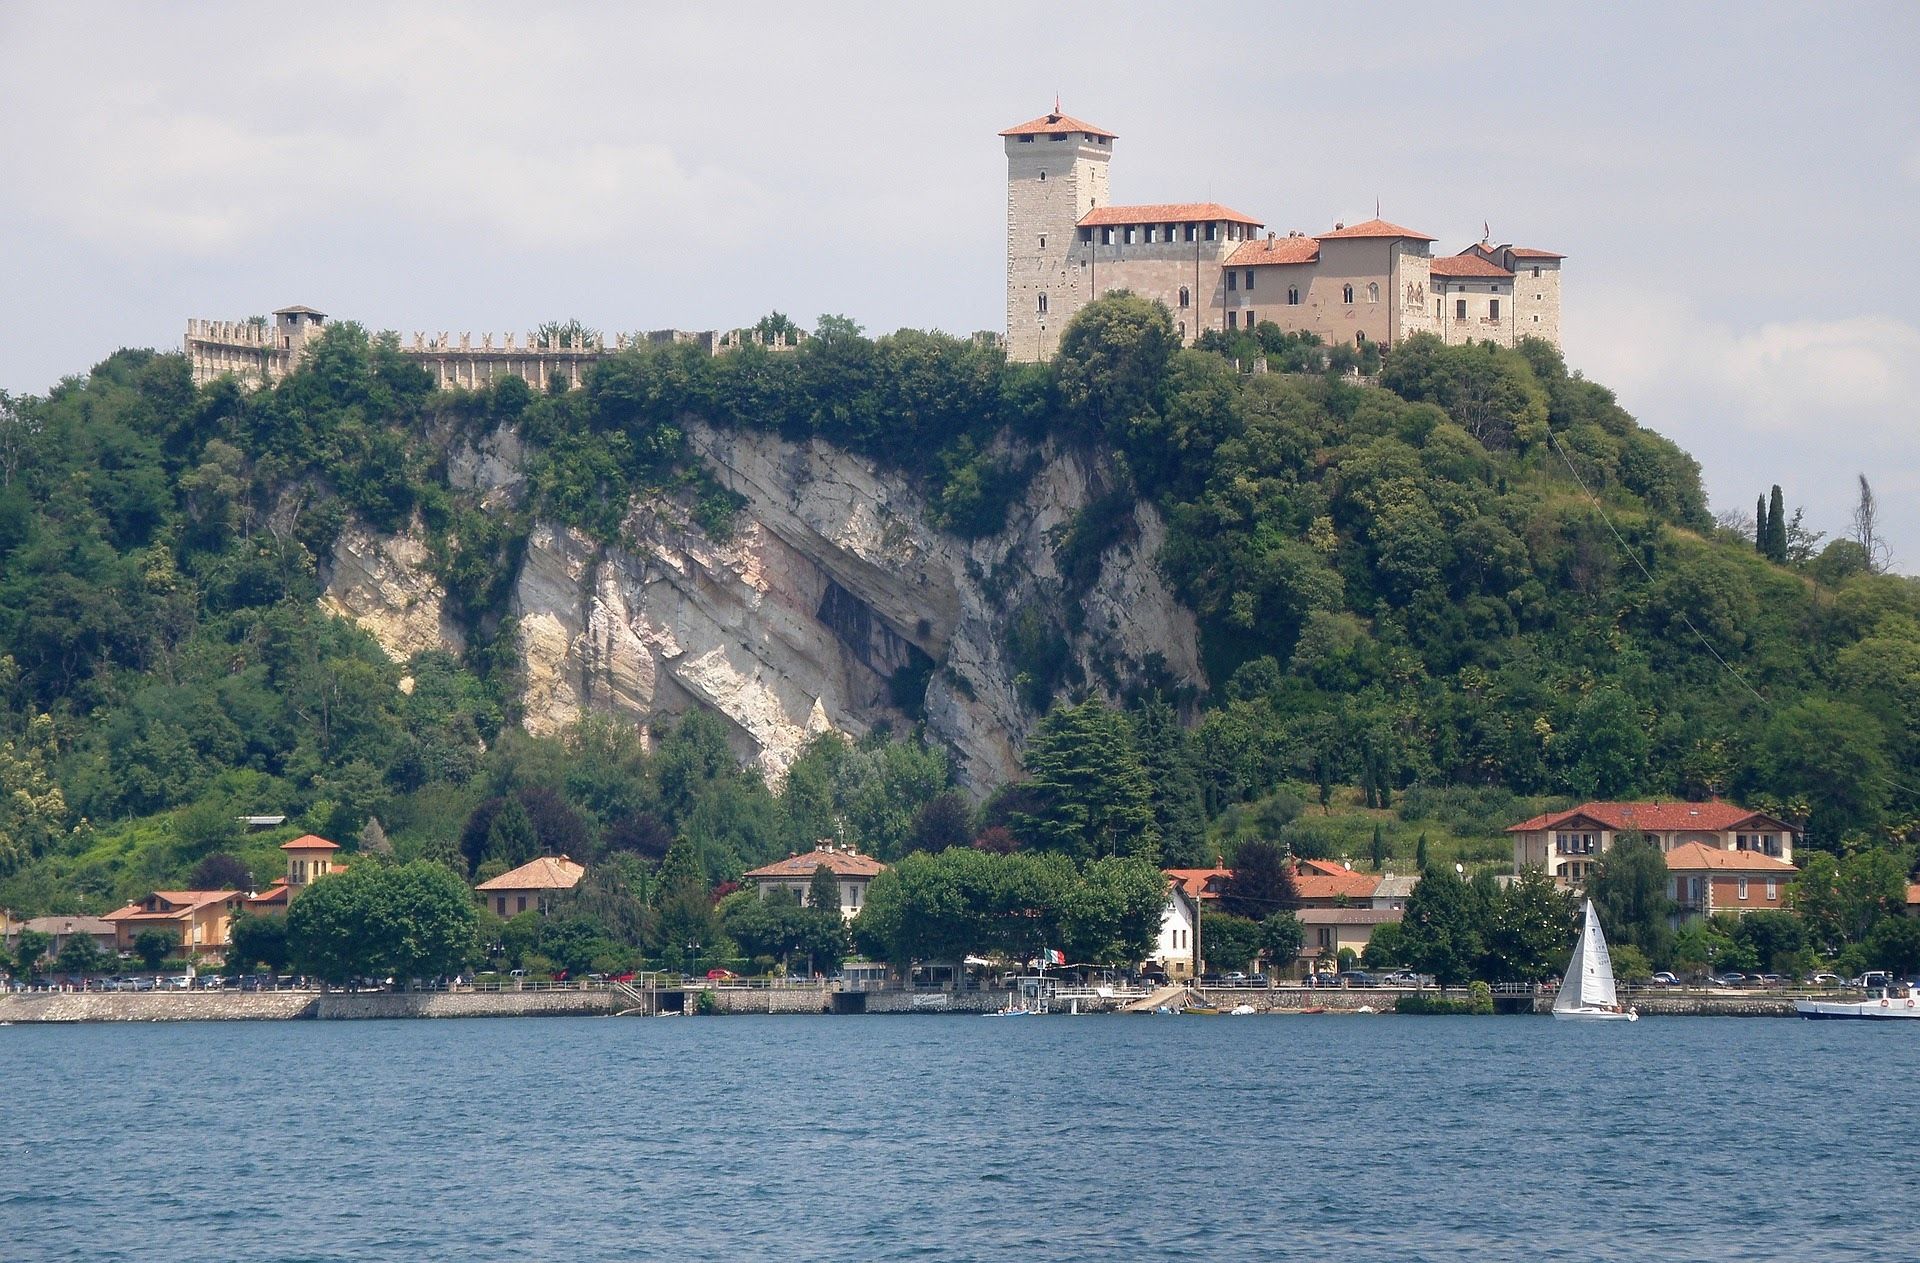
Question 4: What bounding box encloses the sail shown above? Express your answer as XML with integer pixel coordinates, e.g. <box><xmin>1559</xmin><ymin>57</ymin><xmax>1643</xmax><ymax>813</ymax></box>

<box><xmin>1555</xmin><ymin>901</ymin><xmax>1620</xmax><ymax>1012</ymax></box>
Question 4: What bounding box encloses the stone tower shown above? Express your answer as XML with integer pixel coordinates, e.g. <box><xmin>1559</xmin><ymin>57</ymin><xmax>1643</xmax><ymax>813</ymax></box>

<box><xmin>1002</xmin><ymin>105</ymin><xmax>1114</xmax><ymax>362</ymax></box>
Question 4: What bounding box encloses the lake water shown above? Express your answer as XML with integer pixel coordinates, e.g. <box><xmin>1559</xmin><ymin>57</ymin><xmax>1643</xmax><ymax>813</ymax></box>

<box><xmin>3</xmin><ymin>1014</ymin><xmax>1916</xmax><ymax>1261</ymax></box>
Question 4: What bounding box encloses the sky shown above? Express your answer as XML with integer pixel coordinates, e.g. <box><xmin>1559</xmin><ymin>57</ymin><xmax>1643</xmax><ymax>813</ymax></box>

<box><xmin>2</xmin><ymin>2</ymin><xmax>1917</xmax><ymax>564</ymax></box>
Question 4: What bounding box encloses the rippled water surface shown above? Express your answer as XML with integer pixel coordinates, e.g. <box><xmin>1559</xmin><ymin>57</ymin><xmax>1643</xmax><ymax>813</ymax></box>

<box><xmin>5</xmin><ymin>1014</ymin><xmax>1917</xmax><ymax>1261</ymax></box>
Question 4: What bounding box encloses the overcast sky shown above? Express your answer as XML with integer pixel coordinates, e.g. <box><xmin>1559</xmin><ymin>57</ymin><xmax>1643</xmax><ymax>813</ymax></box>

<box><xmin>2</xmin><ymin>2</ymin><xmax>1916</xmax><ymax>564</ymax></box>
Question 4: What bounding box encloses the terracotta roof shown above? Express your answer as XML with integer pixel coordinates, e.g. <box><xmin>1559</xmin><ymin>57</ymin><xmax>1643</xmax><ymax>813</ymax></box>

<box><xmin>281</xmin><ymin>835</ymin><xmax>340</xmax><ymax>852</ymax></box>
<box><xmin>1908</xmin><ymin>883</ymin><xmax>1920</xmax><ymax>908</ymax></box>
<box><xmin>1507</xmin><ymin>247</ymin><xmax>1564</xmax><ymax>259</ymax></box>
<box><xmin>1080</xmin><ymin>202</ymin><xmax>1262</xmax><ymax>227</ymax></box>
<box><xmin>999</xmin><ymin>110</ymin><xmax>1116</xmax><ymax>139</ymax></box>
<box><xmin>1295</xmin><ymin>869</ymin><xmax>1381</xmax><ymax>902</ymax></box>
<box><xmin>1164</xmin><ymin>868</ymin><xmax>1231</xmax><ymax>901</ymax></box>
<box><xmin>475</xmin><ymin>856</ymin><xmax>587</xmax><ymax>893</ymax></box>
<box><xmin>1507</xmin><ymin>802</ymin><xmax>1792</xmax><ymax>835</ymax></box>
<box><xmin>248</xmin><ymin>884</ymin><xmax>290</xmax><ymax>907</ymax></box>
<box><xmin>1661</xmin><ymin>842</ymin><xmax>1797</xmax><ymax>875</ymax></box>
<box><xmin>744</xmin><ymin>848</ymin><xmax>886</xmax><ymax>880</ymax></box>
<box><xmin>1295</xmin><ymin>908</ymin><xmax>1404</xmax><ymax>926</ymax></box>
<box><xmin>1316</xmin><ymin>218</ymin><xmax>1436</xmax><ymax>242</ymax></box>
<box><xmin>1430</xmin><ymin>254</ymin><xmax>1514</xmax><ymax>279</ymax></box>
<box><xmin>103</xmin><ymin>891</ymin><xmax>242</xmax><ymax>922</ymax></box>
<box><xmin>273</xmin><ymin>305</ymin><xmax>326</xmax><ymax>316</ymax></box>
<box><xmin>1226</xmin><ymin>236</ymin><xmax>1320</xmax><ymax>266</ymax></box>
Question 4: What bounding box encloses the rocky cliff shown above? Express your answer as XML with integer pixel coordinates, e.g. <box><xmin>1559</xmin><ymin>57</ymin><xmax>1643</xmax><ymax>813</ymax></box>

<box><xmin>320</xmin><ymin>419</ymin><xmax>1204</xmax><ymax>792</ymax></box>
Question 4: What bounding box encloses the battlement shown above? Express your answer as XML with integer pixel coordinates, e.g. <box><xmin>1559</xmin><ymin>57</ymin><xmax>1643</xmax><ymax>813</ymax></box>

<box><xmin>183</xmin><ymin>311</ymin><xmax>811</xmax><ymax>391</ymax></box>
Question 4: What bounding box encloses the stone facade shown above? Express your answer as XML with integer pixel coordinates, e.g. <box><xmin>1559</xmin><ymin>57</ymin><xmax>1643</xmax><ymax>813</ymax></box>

<box><xmin>1002</xmin><ymin>106</ymin><xmax>1563</xmax><ymax>360</ymax></box>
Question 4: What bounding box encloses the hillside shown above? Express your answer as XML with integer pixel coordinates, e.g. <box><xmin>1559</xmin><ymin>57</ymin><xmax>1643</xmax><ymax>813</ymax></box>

<box><xmin>1</xmin><ymin>296</ymin><xmax>1916</xmax><ymax>918</ymax></box>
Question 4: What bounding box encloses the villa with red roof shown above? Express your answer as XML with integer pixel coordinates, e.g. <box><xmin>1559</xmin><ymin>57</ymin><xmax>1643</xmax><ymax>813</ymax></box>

<box><xmin>1508</xmin><ymin>801</ymin><xmax>1799</xmax><ymax>886</ymax></box>
<box><xmin>1661</xmin><ymin>842</ymin><xmax>1797</xmax><ymax>920</ymax></box>
<box><xmin>1003</xmin><ymin>104</ymin><xmax>1562</xmax><ymax>360</ymax></box>
<box><xmin>475</xmin><ymin>855</ymin><xmax>586</xmax><ymax>919</ymax></box>
<box><xmin>743</xmin><ymin>846</ymin><xmax>886</xmax><ymax>920</ymax></box>
<box><xmin>1157</xmin><ymin>859</ymin><xmax>1411</xmax><ymax>977</ymax></box>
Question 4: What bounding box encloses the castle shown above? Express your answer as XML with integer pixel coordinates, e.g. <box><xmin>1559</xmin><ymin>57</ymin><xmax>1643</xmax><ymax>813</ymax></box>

<box><xmin>182</xmin><ymin>311</ymin><xmax>798</xmax><ymax>389</ymax></box>
<box><xmin>183</xmin><ymin>102</ymin><xmax>1565</xmax><ymax>386</ymax></box>
<box><xmin>1002</xmin><ymin>104</ymin><xmax>1563</xmax><ymax>361</ymax></box>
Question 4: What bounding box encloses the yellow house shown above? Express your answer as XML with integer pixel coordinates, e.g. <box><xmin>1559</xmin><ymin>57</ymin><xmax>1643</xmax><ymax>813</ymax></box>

<box><xmin>281</xmin><ymin>835</ymin><xmax>342</xmax><ymax>888</ymax></box>
<box><xmin>103</xmin><ymin>891</ymin><xmax>249</xmax><ymax>956</ymax></box>
<box><xmin>476</xmin><ymin>856</ymin><xmax>585</xmax><ymax>918</ymax></box>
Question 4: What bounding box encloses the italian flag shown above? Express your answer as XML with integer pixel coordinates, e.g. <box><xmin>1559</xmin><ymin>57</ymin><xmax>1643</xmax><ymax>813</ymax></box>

<box><xmin>1041</xmin><ymin>948</ymin><xmax>1066</xmax><ymax>966</ymax></box>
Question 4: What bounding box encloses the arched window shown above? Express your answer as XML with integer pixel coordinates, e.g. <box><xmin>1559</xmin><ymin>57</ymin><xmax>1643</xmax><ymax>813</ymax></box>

<box><xmin>1287</xmin><ymin>286</ymin><xmax>1299</xmax><ymax>306</ymax></box>
<box><xmin>1177</xmin><ymin>321</ymin><xmax>1186</xmax><ymax>339</ymax></box>
<box><xmin>1036</xmin><ymin>293</ymin><xmax>1048</xmax><ymax>315</ymax></box>
<box><xmin>1178</xmin><ymin>286</ymin><xmax>1190</xmax><ymax>309</ymax></box>
<box><xmin>1342</xmin><ymin>284</ymin><xmax>1354</xmax><ymax>304</ymax></box>
<box><xmin>1367</xmin><ymin>282</ymin><xmax>1380</xmax><ymax>304</ymax></box>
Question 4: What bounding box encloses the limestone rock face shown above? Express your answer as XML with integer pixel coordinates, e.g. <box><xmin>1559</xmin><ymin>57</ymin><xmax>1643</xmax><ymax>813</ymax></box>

<box><xmin>319</xmin><ymin>519</ymin><xmax>464</xmax><ymax>663</ymax></box>
<box><xmin>322</xmin><ymin>419</ymin><xmax>1206</xmax><ymax>792</ymax></box>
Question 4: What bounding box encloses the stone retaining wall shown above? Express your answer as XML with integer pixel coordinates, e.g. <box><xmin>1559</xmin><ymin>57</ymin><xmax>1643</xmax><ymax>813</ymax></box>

<box><xmin>310</xmin><ymin>991</ymin><xmax>620</xmax><ymax>1020</ymax></box>
<box><xmin>699</xmin><ymin>987</ymin><xmax>833</xmax><ymax>1015</ymax></box>
<box><xmin>0</xmin><ymin>989</ymin><xmax>621</xmax><ymax>1023</ymax></box>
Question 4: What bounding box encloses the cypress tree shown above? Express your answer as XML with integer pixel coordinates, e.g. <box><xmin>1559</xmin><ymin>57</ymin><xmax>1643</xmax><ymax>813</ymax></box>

<box><xmin>1755</xmin><ymin>495</ymin><xmax>1768</xmax><ymax>553</ymax></box>
<box><xmin>1766</xmin><ymin>485</ymin><xmax>1788</xmax><ymax>562</ymax></box>
<box><xmin>1370</xmin><ymin>824</ymin><xmax>1387</xmax><ymax>871</ymax></box>
<box><xmin>1415</xmin><ymin>833</ymin><xmax>1430</xmax><ymax>871</ymax></box>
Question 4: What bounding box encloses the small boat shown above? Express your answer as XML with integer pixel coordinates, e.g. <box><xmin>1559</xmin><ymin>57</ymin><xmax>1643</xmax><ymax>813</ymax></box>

<box><xmin>1228</xmin><ymin>1004</ymin><xmax>1257</xmax><ymax>1016</ymax></box>
<box><xmin>1552</xmin><ymin>900</ymin><xmax>1638</xmax><ymax>1022</ymax></box>
<box><xmin>1182</xmin><ymin>1004</ymin><xmax>1222</xmax><ymax>1016</ymax></box>
<box><xmin>1796</xmin><ymin>980</ymin><xmax>1920</xmax><ymax>1021</ymax></box>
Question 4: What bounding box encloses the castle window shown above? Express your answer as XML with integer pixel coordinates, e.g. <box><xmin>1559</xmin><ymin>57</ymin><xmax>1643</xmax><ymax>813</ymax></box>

<box><xmin>1245</xmin><ymin>270</ymin><xmax>1255</xmax><ymax>291</ymax></box>
<box><xmin>1101</xmin><ymin>227</ymin><xmax>1114</xmax><ymax>245</ymax></box>
<box><xmin>1177</xmin><ymin>321</ymin><xmax>1186</xmax><ymax>338</ymax></box>
<box><xmin>1489</xmin><ymin>298</ymin><xmax>1501</xmax><ymax>320</ymax></box>
<box><xmin>1179</xmin><ymin>286</ymin><xmax>1190</xmax><ymax>309</ymax></box>
<box><xmin>1227</xmin><ymin>272</ymin><xmax>1237</xmax><ymax>292</ymax></box>
<box><xmin>1532</xmin><ymin>266</ymin><xmax>1541</xmax><ymax>277</ymax></box>
<box><xmin>1367</xmin><ymin>282</ymin><xmax>1379</xmax><ymax>304</ymax></box>
<box><xmin>1288</xmin><ymin>286</ymin><xmax>1300</xmax><ymax>306</ymax></box>
<box><xmin>1165</xmin><ymin>224</ymin><xmax>1176</xmax><ymax>241</ymax></box>
<box><xmin>1038</xmin><ymin>171</ymin><xmax>1046</xmax><ymax>181</ymax></box>
<box><xmin>1018</xmin><ymin>135</ymin><xmax>1034</xmax><ymax>143</ymax></box>
<box><xmin>1456</xmin><ymin>298</ymin><xmax>1468</xmax><ymax>319</ymax></box>
<box><xmin>1124</xmin><ymin>226</ymin><xmax>1136</xmax><ymax>244</ymax></box>
<box><xmin>1037</xmin><ymin>293</ymin><xmax>1048</xmax><ymax>315</ymax></box>
<box><xmin>1342</xmin><ymin>284</ymin><xmax>1354</xmax><ymax>304</ymax></box>
<box><xmin>1205</xmin><ymin>223</ymin><xmax>1217</xmax><ymax>241</ymax></box>
<box><xmin>1038</xmin><ymin>235</ymin><xmax>1046</xmax><ymax>250</ymax></box>
<box><xmin>1079</xmin><ymin>227</ymin><xmax>1092</xmax><ymax>243</ymax></box>
<box><xmin>1185</xmin><ymin>224</ymin><xmax>1196</xmax><ymax>242</ymax></box>
<box><xmin>1050</xmin><ymin>134</ymin><xmax>1065</xmax><ymax>141</ymax></box>
<box><xmin>1227</xmin><ymin>311</ymin><xmax>1238</xmax><ymax>329</ymax></box>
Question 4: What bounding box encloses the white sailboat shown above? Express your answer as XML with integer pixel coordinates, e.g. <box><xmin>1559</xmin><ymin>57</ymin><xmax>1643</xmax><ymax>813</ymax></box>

<box><xmin>1552</xmin><ymin>900</ymin><xmax>1638</xmax><ymax>1022</ymax></box>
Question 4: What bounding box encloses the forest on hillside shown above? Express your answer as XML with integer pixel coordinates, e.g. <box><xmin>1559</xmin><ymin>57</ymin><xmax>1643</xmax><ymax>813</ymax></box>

<box><xmin>1</xmin><ymin>295</ymin><xmax>1915</xmax><ymax>965</ymax></box>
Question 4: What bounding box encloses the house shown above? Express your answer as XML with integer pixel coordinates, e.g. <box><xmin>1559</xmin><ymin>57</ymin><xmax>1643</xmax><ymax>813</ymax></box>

<box><xmin>1370</xmin><ymin>874</ymin><xmax>1418</xmax><ymax>911</ymax></box>
<box><xmin>1663</xmin><ymin>842</ymin><xmax>1797</xmax><ymax>920</ymax></box>
<box><xmin>102</xmin><ymin>891</ymin><xmax>249</xmax><ymax>956</ymax></box>
<box><xmin>1507</xmin><ymin>801</ymin><xmax>1799</xmax><ymax>885</ymax></box>
<box><xmin>742</xmin><ymin>846</ymin><xmax>886</xmax><ymax>920</ymax></box>
<box><xmin>1151</xmin><ymin>880</ymin><xmax>1202</xmax><ymax>980</ymax></box>
<box><xmin>1292</xmin><ymin>858</ymin><xmax>1381</xmax><ymax>907</ymax></box>
<box><xmin>475</xmin><ymin>855</ymin><xmax>586</xmax><ymax>918</ymax></box>
<box><xmin>1298</xmin><ymin>908</ymin><xmax>1405</xmax><ymax>966</ymax></box>
<box><xmin>5</xmin><ymin>915</ymin><xmax>118</xmax><ymax>959</ymax></box>
<box><xmin>1908</xmin><ymin>883</ymin><xmax>1920</xmax><ymax>916</ymax></box>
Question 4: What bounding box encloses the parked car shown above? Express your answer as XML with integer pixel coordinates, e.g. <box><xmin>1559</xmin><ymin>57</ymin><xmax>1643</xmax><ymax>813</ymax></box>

<box><xmin>1803</xmin><ymin>972</ymin><xmax>1841</xmax><ymax>986</ymax></box>
<box><xmin>705</xmin><ymin>969</ymin><xmax>737</xmax><ymax>982</ymax></box>
<box><xmin>1380</xmin><ymin>970</ymin><xmax>1423</xmax><ymax>986</ymax></box>
<box><xmin>1754</xmin><ymin>973</ymin><xmax>1783</xmax><ymax>988</ymax></box>
<box><xmin>1220</xmin><ymin>971</ymin><xmax>1250</xmax><ymax>984</ymax></box>
<box><xmin>1335</xmin><ymin>970</ymin><xmax>1378</xmax><ymax>988</ymax></box>
<box><xmin>1709</xmin><ymin>973</ymin><xmax>1747</xmax><ymax>987</ymax></box>
<box><xmin>1648</xmin><ymin>972</ymin><xmax>1679</xmax><ymax>986</ymax></box>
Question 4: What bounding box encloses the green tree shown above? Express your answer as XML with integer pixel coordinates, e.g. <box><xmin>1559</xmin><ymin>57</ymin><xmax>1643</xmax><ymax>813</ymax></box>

<box><xmin>485</xmin><ymin>796</ymin><xmax>539</xmax><ymax>868</ymax></box>
<box><xmin>57</xmin><ymin>933</ymin><xmax>110</xmax><ymax>984</ymax></box>
<box><xmin>650</xmin><ymin>835</ymin><xmax>717</xmax><ymax>970</ymax></box>
<box><xmin>1731</xmin><ymin>909</ymin><xmax>1808</xmax><ymax>975</ymax></box>
<box><xmin>1752</xmin><ymin>700</ymin><xmax>1891</xmax><ymax>848</ymax></box>
<box><xmin>1585</xmin><ymin>833</ymin><xmax>1674</xmax><ymax>965</ymax></box>
<box><xmin>1864</xmin><ymin>915</ymin><xmax>1920</xmax><ymax>976</ymax></box>
<box><xmin>1133</xmin><ymin>698</ymin><xmax>1208</xmax><ymax>867</ymax></box>
<box><xmin>1259</xmin><ymin>911</ymin><xmax>1305</xmax><ymax>974</ymax></box>
<box><xmin>1015</xmin><ymin>698</ymin><xmax>1160</xmax><ymax>863</ymax></box>
<box><xmin>1201</xmin><ymin>913</ymin><xmax>1263</xmax><ymax>973</ymax></box>
<box><xmin>228</xmin><ymin>912</ymin><xmax>291</xmax><ymax>974</ymax></box>
<box><xmin>808</xmin><ymin>863</ymin><xmax>842</xmax><ymax>915</ymax></box>
<box><xmin>1053</xmin><ymin>293</ymin><xmax>1177</xmax><ymax>441</ymax></box>
<box><xmin>189</xmin><ymin>851</ymin><xmax>252</xmax><ymax>891</ymax></box>
<box><xmin>1398</xmin><ymin>866</ymin><xmax>1488</xmax><ymax>985</ymax></box>
<box><xmin>1561</xmin><ymin>688</ymin><xmax>1647</xmax><ymax>798</ymax></box>
<box><xmin>12</xmin><ymin>929</ymin><xmax>50</xmax><ymax>980</ymax></box>
<box><xmin>133</xmin><ymin>929</ymin><xmax>174</xmax><ymax>972</ymax></box>
<box><xmin>1062</xmin><ymin>855</ymin><xmax>1167</xmax><ymax>966</ymax></box>
<box><xmin>1361</xmin><ymin>920</ymin><xmax>1406</xmax><ymax>969</ymax></box>
<box><xmin>1487</xmin><ymin>866</ymin><xmax>1577</xmax><ymax>981</ymax></box>
<box><xmin>1370</xmin><ymin>824</ymin><xmax>1387</xmax><ymax>872</ymax></box>
<box><xmin>1765</xmin><ymin>485</ymin><xmax>1788</xmax><ymax>563</ymax></box>
<box><xmin>287</xmin><ymin>860</ymin><xmax>479</xmax><ymax>985</ymax></box>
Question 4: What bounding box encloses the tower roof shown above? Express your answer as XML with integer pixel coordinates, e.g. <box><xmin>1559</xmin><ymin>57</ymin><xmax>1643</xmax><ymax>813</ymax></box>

<box><xmin>999</xmin><ymin>109</ymin><xmax>1116</xmax><ymax>140</ymax></box>
<box><xmin>1316</xmin><ymin>218</ymin><xmax>1436</xmax><ymax>242</ymax></box>
<box><xmin>1430</xmin><ymin>254</ymin><xmax>1513</xmax><ymax>279</ymax></box>
<box><xmin>273</xmin><ymin>305</ymin><xmax>327</xmax><ymax>317</ymax></box>
<box><xmin>1080</xmin><ymin>202</ymin><xmax>1261</xmax><ymax>227</ymax></box>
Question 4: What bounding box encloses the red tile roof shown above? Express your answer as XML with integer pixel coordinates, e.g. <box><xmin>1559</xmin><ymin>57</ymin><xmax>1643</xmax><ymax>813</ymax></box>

<box><xmin>1079</xmin><ymin>202</ymin><xmax>1262</xmax><ymax>227</ymax></box>
<box><xmin>1507</xmin><ymin>801</ymin><xmax>1791</xmax><ymax>835</ymax></box>
<box><xmin>103</xmin><ymin>891</ymin><xmax>242</xmax><ymax>921</ymax></box>
<box><xmin>1226</xmin><ymin>236</ymin><xmax>1321</xmax><ymax>266</ymax></box>
<box><xmin>475</xmin><ymin>855</ymin><xmax>587</xmax><ymax>893</ymax></box>
<box><xmin>999</xmin><ymin>111</ymin><xmax>1117</xmax><ymax>139</ymax></box>
<box><xmin>1907</xmin><ymin>882</ymin><xmax>1920</xmax><ymax>908</ymax></box>
<box><xmin>1165</xmin><ymin>868</ymin><xmax>1230</xmax><ymax>901</ymax></box>
<box><xmin>1507</xmin><ymin>247</ymin><xmax>1564</xmax><ymax>259</ymax></box>
<box><xmin>248</xmin><ymin>884</ymin><xmax>290</xmax><ymax>907</ymax></box>
<box><xmin>744</xmin><ymin>848</ymin><xmax>886</xmax><ymax>880</ymax></box>
<box><xmin>1316</xmin><ymin>217</ymin><xmax>1436</xmax><ymax>242</ymax></box>
<box><xmin>1294</xmin><ymin>867</ymin><xmax>1380</xmax><ymax>902</ymax></box>
<box><xmin>281</xmin><ymin>834</ymin><xmax>340</xmax><ymax>852</ymax></box>
<box><xmin>1662</xmin><ymin>842</ymin><xmax>1797</xmax><ymax>875</ymax></box>
<box><xmin>1430</xmin><ymin>254</ymin><xmax>1514</xmax><ymax>279</ymax></box>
